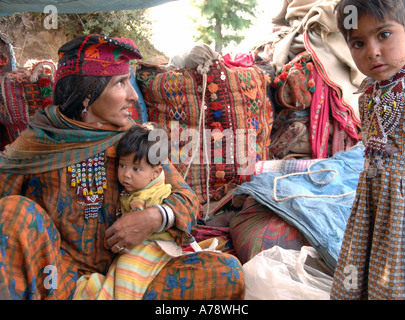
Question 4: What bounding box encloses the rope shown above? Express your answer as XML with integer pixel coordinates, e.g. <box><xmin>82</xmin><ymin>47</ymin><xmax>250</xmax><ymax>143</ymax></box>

<box><xmin>182</xmin><ymin>59</ymin><xmax>213</xmax><ymax>220</ymax></box>
<box><xmin>30</xmin><ymin>61</ymin><xmax>56</xmax><ymax>82</ymax></box>
<box><xmin>273</xmin><ymin>161</ymin><xmax>355</xmax><ymax>202</ymax></box>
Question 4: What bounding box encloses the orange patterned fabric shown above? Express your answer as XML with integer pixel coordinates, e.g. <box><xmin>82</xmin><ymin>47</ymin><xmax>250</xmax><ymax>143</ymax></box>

<box><xmin>144</xmin><ymin>251</ymin><xmax>245</xmax><ymax>300</ymax></box>
<box><xmin>0</xmin><ymin>195</ymin><xmax>77</xmax><ymax>299</ymax></box>
<box><xmin>0</xmin><ymin>148</ymin><xmax>245</xmax><ymax>299</ymax></box>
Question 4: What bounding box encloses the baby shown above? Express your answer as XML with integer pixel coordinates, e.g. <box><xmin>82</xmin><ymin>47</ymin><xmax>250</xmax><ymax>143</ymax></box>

<box><xmin>116</xmin><ymin>122</ymin><xmax>172</xmax><ymax>231</ymax></box>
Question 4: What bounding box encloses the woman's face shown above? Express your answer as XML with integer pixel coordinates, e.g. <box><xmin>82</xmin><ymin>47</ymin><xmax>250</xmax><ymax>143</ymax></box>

<box><xmin>83</xmin><ymin>73</ymin><xmax>138</xmax><ymax>128</ymax></box>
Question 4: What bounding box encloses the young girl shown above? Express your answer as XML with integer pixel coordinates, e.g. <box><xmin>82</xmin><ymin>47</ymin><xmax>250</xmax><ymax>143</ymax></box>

<box><xmin>332</xmin><ymin>0</ymin><xmax>405</xmax><ymax>299</ymax></box>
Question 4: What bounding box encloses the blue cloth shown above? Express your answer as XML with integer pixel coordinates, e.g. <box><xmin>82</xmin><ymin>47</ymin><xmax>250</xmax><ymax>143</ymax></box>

<box><xmin>234</xmin><ymin>144</ymin><xmax>365</xmax><ymax>269</ymax></box>
<box><xmin>130</xmin><ymin>70</ymin><xmax>148</xmax><ymax>124</ymax></box>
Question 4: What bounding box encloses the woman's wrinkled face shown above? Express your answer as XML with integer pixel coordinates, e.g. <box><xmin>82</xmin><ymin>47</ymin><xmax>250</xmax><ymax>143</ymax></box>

<box><xmin>83</xmin><ymin>73</ymin><xmax>138</xmax><ymax>128</ymax></box>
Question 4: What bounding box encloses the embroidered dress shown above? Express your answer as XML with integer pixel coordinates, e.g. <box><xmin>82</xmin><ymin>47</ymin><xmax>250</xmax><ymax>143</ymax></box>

<box><xmin>0</xmin><ymin>105</ymin><xmax>245</xmax><ymax>300</ymax></box>
<box><xmin>331</xmin><ymin>67</ymin><xmax>405</xmax><ymax>299</ymax></box>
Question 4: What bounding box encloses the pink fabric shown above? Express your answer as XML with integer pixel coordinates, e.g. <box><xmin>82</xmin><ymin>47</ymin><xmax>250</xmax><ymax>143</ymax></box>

<box><xmin>222</xmin><ymin>53</ymin><xmax>256</xmax><ymax>68</ymax></box>
<box><xmin>310</xmin><ymin>66</ymin><xmax>359</xmax><ymax>159</ymax></box>
<box><xmin>309</xmin><ymin>66</ymin><xmax>330</xmax><ymax>159</ymax></box>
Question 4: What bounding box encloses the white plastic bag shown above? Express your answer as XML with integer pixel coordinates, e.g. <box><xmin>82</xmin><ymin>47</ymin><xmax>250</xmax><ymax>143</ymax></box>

<box><xmin>243</xmin><ymin>246</ymin><xmax>333</xmax><ymax>300</ymax></box>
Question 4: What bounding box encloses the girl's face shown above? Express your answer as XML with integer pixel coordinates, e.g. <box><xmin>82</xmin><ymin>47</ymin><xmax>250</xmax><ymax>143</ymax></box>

<box><xmin>83</xmin><ymin>73</ymin><xmax>138</xmax><ymax>128</ymax></box>
<box><xmin>348</xmin><ymin>14</ymin><xmax>405</xmax><ymax>81</ymax></box>
<box><xmin>118</xmin><ymin>153</ymin><xmax>162</xmax><ymax>194</ymax></box>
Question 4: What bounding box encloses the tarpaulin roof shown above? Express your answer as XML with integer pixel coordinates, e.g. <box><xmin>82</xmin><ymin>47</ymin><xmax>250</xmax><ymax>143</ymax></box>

<box><xmin>0</xmin><ymin>0</ymin><xmax>177</xmax><ymax>16</ymax></box>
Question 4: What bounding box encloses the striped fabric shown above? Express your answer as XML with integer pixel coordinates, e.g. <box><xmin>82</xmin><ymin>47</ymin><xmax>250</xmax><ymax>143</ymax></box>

<box><xmin>230</xmin><ymin>195</ymin><xmax>308</xmax><ymax>264</ymax></box>
<box><xmin>73</xmin><ymin>240</ymin><xmax>171</xmax><ymax>300</ymax></box>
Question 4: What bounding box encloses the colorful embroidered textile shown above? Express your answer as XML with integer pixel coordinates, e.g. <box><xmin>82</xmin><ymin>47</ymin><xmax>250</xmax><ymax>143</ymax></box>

<box><xmin>331</xmin><ymin>68</ymin><xmax>405</xmax><ymax>300</ymax></box>
<box><xmin>358</xmin><ymin>68</ymin><xmax>405</xmax><ymax>176</ymax></box>
<box><xmin>136</xmin><ymin>60</ymin><xmax>274</xmax><ymax>205</ymax></box>
<box><xmin>0</xmin><ymin>61</ymin><xmax>55</xmax><ymax>151</ymax></box>
<box><xmin>272</xmin><ymin>51</ymin><xmax>359</xmax><ymax>159</ymax></box>
<box><xmin>55</xmin><ymin>34</ymin><xmax>142</xmax><ymax>84</ymax></box>
<box><xmin>273</xmin><ymin>52</ymin><xmax>315</xmax><ymax>110</ymax></box>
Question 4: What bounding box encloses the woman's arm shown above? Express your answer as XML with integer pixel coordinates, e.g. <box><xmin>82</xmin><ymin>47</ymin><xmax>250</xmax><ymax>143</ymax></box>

<box><xmin>162</xmin><ymin>161</ymin><xmax>199</xmax><ymax>245</ymax></box>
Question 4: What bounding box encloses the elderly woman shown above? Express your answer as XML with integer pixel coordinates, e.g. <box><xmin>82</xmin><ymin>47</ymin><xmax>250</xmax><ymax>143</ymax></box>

<box><xmin>0</xmin><ymin>34</ymin><xmax>244</xmax><ymax>300</ymax></box>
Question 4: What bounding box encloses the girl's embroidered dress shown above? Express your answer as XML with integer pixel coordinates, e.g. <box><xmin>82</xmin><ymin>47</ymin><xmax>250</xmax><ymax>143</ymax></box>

<box><xmin>331</xmin><ymin>67</ymin><xmax>405</xmax><ymax>299</ymax></box>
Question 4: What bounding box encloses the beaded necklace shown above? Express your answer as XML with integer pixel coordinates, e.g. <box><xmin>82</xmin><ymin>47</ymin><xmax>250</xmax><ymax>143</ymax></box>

<box><xmin>362</xmin><ymin>69</ymin><xmax>405</xmax><ymax>177</ymax></box>
<box><xmin>68</xmin><ymin>152</ymin><xmax>107</xmax><ymax>219</ymax></box>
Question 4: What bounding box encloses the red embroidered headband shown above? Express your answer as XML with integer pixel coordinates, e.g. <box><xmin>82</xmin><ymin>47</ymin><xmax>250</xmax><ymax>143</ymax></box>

<box><xmin>55</xmin><ymin>34</ymin><xmax>142</xmax><ymax>85</ymax></box>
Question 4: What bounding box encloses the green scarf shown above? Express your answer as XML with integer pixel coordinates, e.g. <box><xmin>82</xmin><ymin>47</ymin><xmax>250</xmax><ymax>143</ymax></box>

<box><xmin>0</xmin><ymin>105</ymin><xmax>131</xmax><ymax>174</ymax></box>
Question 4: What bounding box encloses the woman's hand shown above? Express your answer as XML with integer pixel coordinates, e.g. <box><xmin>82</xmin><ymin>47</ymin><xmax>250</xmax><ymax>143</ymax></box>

<box><xmin>105</xmin><ymin>206</ymin><xmax>162</xmax><ymax>254</ymax></box>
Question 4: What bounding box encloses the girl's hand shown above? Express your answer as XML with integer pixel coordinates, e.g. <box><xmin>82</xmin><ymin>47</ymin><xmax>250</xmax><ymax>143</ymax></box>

<box><xmin>105</xmin><ymin>206</ymin><xmax>162</xmax><ymax>254</ymax></box>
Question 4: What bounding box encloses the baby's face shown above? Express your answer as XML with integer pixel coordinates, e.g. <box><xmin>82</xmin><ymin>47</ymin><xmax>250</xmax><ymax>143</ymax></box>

<box><xmin>118</xmin><ymin>153</ymin><xmax>160</xmax><ymax>193</ymax></box>
<box><xmin>348</xmin><ymin>14</ymin><xmax>405</xmax><ymax>81</ymax></box>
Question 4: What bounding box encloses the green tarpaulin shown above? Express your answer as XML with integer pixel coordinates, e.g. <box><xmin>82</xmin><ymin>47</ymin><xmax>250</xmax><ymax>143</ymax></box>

<box><xmin>0</xmin><ymin>0</ymin><xmax>177</xmax><ymax>16</ymax></box>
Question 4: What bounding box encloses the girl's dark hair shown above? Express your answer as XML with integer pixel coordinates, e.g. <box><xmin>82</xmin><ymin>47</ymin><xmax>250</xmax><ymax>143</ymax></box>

<box><xmin>116</xmin><ymin>123</ymin><xmax>168</xmax><ymax>166</ymax></box>
<box><xmin>335</xmin><ymin>0</ymin><xmax>405</xmax><ymax>41</ymax></box>
<box><xmin>53</xmin><ymin>75</ymin><xmax>111</xmax><ymax>120</ymax></box>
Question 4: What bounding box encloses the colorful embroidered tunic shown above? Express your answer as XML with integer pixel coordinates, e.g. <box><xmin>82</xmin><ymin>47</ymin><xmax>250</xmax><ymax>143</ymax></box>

<box><xmin>331</xmin><ymin>67</ymin><xmax>405</xmax><ymax>299</ymax></box>
<box><xmin>0</xmin><ymin>105</ymin><xmax>244</xmax><ymax>300</ymax></box>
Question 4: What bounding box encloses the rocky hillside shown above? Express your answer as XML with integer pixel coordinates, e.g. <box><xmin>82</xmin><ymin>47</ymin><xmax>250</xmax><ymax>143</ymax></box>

<box><xmin>0</xmin><ymin>13</ymin><xmax>168</xmax><ymax>67</ymax></box>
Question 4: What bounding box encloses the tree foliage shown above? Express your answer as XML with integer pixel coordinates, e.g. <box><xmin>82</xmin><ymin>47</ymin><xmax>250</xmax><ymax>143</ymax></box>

<box><xmin>0</xmin><ymin>10</ymin><xmax>162</xmax><ymax>63</ymax></box>
<box><xmin>60</xmin><ymin>10</ymin><xmax>152</xmax><ymax>41</ymax></box>
<box><xmin>0</xmin><ymin>10</ymin><xmax>152</xmax><ymax>42</ymax></box>
<box><xmin>191</xmin><ymin>0</ymin><xmax>258</xmax><ymax>54</ymax></box>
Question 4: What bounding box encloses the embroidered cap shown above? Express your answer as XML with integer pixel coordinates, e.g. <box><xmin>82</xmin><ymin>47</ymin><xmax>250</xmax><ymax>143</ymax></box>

<box><xmin>55</xmin><ymin>34</ymin><xmax>142</xmax><ymax>85</ymax></box>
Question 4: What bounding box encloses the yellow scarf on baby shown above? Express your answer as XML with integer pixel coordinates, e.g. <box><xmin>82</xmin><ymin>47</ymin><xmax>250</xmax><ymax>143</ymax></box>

<box><xmin>120</xmin><ymin>171</ymin><xmax>172</xmax><ymax>241</ymax></box>
<box><xmin>120</xmin><ymin>171</ymin><xmax>172</xmax><ymax>214</ymax></box>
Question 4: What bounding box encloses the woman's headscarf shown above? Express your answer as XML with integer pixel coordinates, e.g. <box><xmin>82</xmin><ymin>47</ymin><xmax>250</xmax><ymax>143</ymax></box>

<box><xmin>0</xmin><ymin>34</ymin><xmax>143</xmax><ymax>174</ymax></box>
